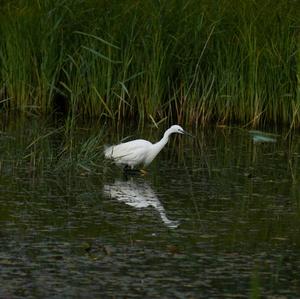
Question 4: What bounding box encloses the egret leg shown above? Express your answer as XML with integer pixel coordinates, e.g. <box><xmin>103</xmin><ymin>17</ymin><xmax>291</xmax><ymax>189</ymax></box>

<box><xmin>123</xmin><ymin>165</ymin><xmax>130</xmax><ymax>172</ymax></box>
<box><xmin>123</xmin><ymin>165</ymin><xmax>146</xmax><ymax>176</ymax></box>
<box><xmin>123</xmin><ymin>165</ymin><xmax>139</xmax><ymax>175</ymax></box>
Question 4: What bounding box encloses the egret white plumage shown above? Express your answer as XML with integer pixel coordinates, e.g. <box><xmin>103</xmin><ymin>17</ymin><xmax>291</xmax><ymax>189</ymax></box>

<box><xmin>104</xmin><ymin>125</ymin><xmax>192</xmax><ymax>171</ymax></box>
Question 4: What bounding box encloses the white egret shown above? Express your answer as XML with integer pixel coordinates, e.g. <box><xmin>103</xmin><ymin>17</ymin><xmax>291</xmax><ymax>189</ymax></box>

<box><xmin>104</xmin><ymin>125</ymin><xmax>192</xmax><ymax>172</ymax></box>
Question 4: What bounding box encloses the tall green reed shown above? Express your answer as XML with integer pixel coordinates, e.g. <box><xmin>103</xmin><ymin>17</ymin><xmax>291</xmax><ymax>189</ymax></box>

<box><xmin>0</xmin><ymin>1</ymin><xmax>66</xmax><ymax>112</ymax></box>
<box><xmin>0</xmin><ymin>0</ymin><xmax>298</xmax><ymax>127</ymax></box>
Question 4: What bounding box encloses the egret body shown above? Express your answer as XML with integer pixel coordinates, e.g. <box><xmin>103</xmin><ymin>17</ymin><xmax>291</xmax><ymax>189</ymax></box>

<box><xmin>104</xmin><ymin>125</ymin><xmax>191</xmax><ymax>171</ymax></box>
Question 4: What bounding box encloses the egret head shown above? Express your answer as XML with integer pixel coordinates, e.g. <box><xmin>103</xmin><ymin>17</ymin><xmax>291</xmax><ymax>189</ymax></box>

<box><xmin>169</xmin><ymin>125</ymin><xmax>185</xmax><ymax>134</ymax></box>
<box><xmin>167</xmin><ymin>125</ymin><xmax>193</xmax><ymax>137</ymax></box>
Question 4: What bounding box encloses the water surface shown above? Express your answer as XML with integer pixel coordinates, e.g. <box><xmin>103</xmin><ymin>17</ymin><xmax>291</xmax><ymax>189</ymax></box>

<box><xmin>1</xmin><ymin>118</ymin><xmax>300</xmax><ymax>298</ymax></box>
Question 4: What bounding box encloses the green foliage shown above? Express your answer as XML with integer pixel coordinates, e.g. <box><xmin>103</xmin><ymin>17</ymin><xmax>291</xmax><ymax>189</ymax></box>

<box><xmin>0</xmin><ymin>0</ymin><xmax>299</xmax><ymax>126</ymax></box>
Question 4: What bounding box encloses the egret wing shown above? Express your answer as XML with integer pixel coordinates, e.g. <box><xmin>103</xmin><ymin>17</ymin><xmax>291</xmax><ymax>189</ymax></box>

<box><xmin>105</xmin><ymin>139</ymin><xmax>152</xmax><ymax>166</ymax></box>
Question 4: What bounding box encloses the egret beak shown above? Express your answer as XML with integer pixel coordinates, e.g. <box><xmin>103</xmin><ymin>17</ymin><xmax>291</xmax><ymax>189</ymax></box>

<box><xmin>179</xmin><ymin>129</ymin><xmax>194</xmax><ymax>137</ymax></box>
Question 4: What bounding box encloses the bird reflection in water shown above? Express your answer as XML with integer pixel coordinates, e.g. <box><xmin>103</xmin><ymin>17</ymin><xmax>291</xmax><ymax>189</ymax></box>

<box><xmin>103</xmin><ymin>179</ymin><xmax>179</xmax><ymax>229</ymax></box>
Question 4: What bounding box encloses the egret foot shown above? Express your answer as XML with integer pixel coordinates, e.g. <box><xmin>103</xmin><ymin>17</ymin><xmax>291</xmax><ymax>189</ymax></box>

<box><xmin>140</xmin><ymin>169</ymin><xmax>148</xmax><ymax>176</ymax></box>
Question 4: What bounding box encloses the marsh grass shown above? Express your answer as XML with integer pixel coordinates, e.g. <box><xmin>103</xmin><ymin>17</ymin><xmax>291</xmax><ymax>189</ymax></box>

<box><xmin>0</xmin><ymin>116</ymin><xmax>107</xmax><ymax>179</ymax></box>
<box><xmin>0</xmin><ymin>0</ymin><xmax>299</xmax><ymax>127</ymax></box>
<box><xmin>56</xmin><ymin>130</ymin><xmax>106</xmax><ymax>174</ymax></box>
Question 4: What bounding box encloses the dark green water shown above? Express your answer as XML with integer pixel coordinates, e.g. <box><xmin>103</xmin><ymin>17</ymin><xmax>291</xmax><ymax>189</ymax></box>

<box><xmin>1</xmin><ymin>117</ymin><xmax>300</xmax><ymax>298</ymax></box>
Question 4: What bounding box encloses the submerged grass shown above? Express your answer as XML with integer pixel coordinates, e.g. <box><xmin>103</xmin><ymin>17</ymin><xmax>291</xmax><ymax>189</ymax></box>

<box><xmin>0</xmin><ymin>0</ymin><xmax>299</xmax><ymax>127</ymax></box>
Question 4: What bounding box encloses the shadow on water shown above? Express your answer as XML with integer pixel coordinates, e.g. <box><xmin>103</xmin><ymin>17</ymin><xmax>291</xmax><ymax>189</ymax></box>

<box><xmin>103</xmin><ymin>177</ymin><xmax>180</xmax><ymax>229</ymax></box>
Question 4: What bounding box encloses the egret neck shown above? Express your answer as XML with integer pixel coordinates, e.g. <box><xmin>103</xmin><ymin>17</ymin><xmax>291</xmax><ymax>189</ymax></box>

<box><xmin>144</xmin><ymin>128</ymin><xmax>172</xmax><ymax>166</ymax></box>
